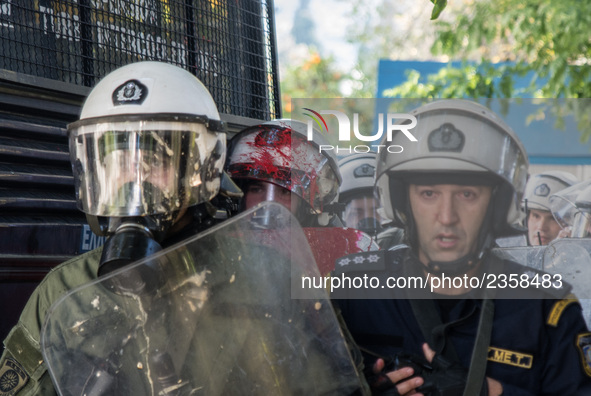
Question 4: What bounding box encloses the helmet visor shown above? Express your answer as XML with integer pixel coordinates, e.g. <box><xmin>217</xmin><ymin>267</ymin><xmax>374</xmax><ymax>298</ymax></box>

<box><xmin>549</xmin><ymin>180</ymin><xmax>591</xmax><ymax>228</ymax></box>
<box><xmin>69</xmin><ymin>119</ymin><xmax>225</xmax><ymax>217</ymax></box>
<box><xmin>572</xmin><ymin>211</ymin><xmax>591</xmax><ymax>238</ymax></box>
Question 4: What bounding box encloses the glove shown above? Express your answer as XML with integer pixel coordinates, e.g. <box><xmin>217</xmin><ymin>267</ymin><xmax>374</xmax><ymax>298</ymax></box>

<box><xmin>365</xmin><ymin>352</ymin><xmax>488</xmax><ymax>396</ymax></box>
<box><xmin>365</xmin><ymin>352</ymin><xmax>432</xmax><ymax>395</ymax></box>
<box><xmin>418</xmin><ymin>353</ymin><xmax>488</xmax><ymax>396</ymax></box>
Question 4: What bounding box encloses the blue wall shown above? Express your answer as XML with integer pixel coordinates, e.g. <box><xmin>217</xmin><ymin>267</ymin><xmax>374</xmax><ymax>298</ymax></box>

<box><xmin>376</xmin><ymin>60</ymin><xmax>591</xmax><ymax>165</ymax></box>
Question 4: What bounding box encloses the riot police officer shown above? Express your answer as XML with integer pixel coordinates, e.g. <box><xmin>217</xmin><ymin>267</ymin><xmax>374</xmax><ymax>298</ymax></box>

<box><xmin>334</xmin><ymin>99</ymin><xmax>591</xmax><ymax>395</ymax></box>
<box><xmin>225</xmin><ymin>119</ymin><xmax>342</xmax><ymax>227</ymax></box>
<box><xmin>337</xmin><ymin>153</ymin><xmax>381</xmax><ymax>232</ymax></box>
<box><xmin>523</xmin><ymin>171</ymin><xmax>578</xmax><ymax>245</ymax></box>
<box><xmin>0</xmin><ymin>61</ymin><xmax>230</xmax><ymax>395</ymax></box>
<box><xmin>337</xmin><ymin>152</ymin><xmax>406</xmax><ymax>249</ymax></box>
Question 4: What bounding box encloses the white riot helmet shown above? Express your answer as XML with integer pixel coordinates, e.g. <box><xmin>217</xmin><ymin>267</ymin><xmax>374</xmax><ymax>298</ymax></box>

<box><xmin>375</xmin><ymin>99</ymin><xmax>528</xmax><ymax>271</ymax></box>
<box><xmin>337</xmin><ymin>152</ymin><xmax>384</xmax><ymax>233</ymax></box>
<box><xmin>523</xmin><ymin>171</ymin><xmax>578</xmax><ymax>213</ymax></box>
<box><xmin>338</xmin><ymin>152</ymin><xmax>377</xmax><ymax>202</ymax></box>
<box><xmin>225</xmin><ymin>119</ymin><xmax>341</xmax><ymax>225</ymax></box>
<box><xmin>68</xmin><ymin>61</ymin><xmax>226</xmax><ymax>234</ymax></box>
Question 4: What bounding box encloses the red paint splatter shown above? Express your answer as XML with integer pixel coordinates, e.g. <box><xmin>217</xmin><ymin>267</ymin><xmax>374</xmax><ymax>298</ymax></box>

<box><xmin>228</xmin><ymin>125</ymin><xmax>331</xmax><ymax>211</ymax></box>
<box><xmin>304</xmin><ymin>228</ymin><xmax>374</xmax><ymax>274</ymax></box>
<box><xmin>228</xmin><ymin>227</ymin><xmax>375</xmax><ymax>276</ymax></box>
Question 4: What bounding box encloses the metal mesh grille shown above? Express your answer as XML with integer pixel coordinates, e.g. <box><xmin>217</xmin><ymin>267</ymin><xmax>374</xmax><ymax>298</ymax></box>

<box><xmin>0</xmin><ymin>0</ymin><xmax>280</xmax><ymax>120</ymax></box>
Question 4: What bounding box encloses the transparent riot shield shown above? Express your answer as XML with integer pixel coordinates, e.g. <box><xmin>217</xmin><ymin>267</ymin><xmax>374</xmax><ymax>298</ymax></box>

<box><xmin>41</xmin><ymin>202</ymin><xmax>363</xmax><ymax>396</ymax></box>
<box><xmin>491</xmin><ymin>245</ymin><xmax>547</xmax><ymax>271</ymax></box>
<box><xmin>549</xmin><ymin>180</ymin><xmax>591</xmax><ymax>230</ymax></box>
<box><xmin>543</xmin><ymin>238</ymin><xmax>591</xmax><ymax>328</ymax></box>
<box><xmin>543</xmin><ymin>238</ymin><xmax>591</xmax><ymax>299</ymax></box>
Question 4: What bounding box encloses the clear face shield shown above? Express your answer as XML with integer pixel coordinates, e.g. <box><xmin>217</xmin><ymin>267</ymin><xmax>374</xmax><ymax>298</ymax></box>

<box><xmin>70</xmin><ymin>117</ymin><xmax>225</xmax><ymax>276</ymax></box>
<box><xmin>69</xmin><ymin>118</ymin><xmax>225</xmax><ymax>229</ymax></box>
<box><xmin>572</xmin><ymin>210</ymin><xmax>591</xmax><ymax>238</ymax></box>
<box><xmin>342</xmin><ymin>195</ymin><xmax>384</xmax><ymax>235</ymax></box>
<box><xmin>549</xmin><ymin>180</ymin><xmax>591</xmax><ymax>238</ymax></box>
<box><xmin>242</xmin><ymin>181</ymin><xmax>302</xmax><ymax>229</ymax></box>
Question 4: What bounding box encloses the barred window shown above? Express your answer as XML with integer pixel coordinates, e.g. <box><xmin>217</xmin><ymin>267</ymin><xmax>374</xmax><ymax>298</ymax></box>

<box><xmin>0</xmin><ymin>0</ymin><xmax>280</xmax><ymax>120</ymax></box>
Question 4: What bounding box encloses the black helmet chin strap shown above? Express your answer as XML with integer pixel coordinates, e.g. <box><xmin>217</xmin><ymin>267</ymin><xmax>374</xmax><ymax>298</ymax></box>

<box><xmin>423</xmin><ymin>252</ymin><xmax>480</xmax><ymax>277</ymax></box>
<box><xmin>420</xmin><ymin>231</ymin><xmax>495</xmax><ymax>277</ymax></box>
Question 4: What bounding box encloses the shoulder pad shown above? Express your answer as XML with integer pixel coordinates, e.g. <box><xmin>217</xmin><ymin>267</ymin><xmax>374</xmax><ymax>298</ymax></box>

<box><xmin>547</xmin><ymin>293</ymin><xmax>580</xmax><ymax>327</ymax></box>
<box><xmin>333</xmin><ymin>247</ymin><xmax>408</xmax><ymax>274</ymax></box>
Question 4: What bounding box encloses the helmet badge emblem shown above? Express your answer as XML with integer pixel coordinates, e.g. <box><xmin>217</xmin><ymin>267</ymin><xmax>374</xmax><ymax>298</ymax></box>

<box><xmin>534</xmin><ymin>183</ymin><xmax>550</xmax><ymax>197</ymax></box>
<box><xmin>353</xmin><ymin>164</ymin><xmax>375</xmax><ymax>178</ymax></box>
<box><xmin>112</xmin><ymin>79</ymin><xmax>148</xmax><ymax>106</ymax></box>
<box><xmin>428</xmin><ymin>123</ymin><xmax>465</xmax><ymax>152</ymax></box>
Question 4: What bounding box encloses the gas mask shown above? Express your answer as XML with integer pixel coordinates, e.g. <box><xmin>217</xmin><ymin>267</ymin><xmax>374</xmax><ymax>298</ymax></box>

<box><xmin>342</xmin><ymin>195</ymin><xmax>385</xmax><ymax>236</ymax></box>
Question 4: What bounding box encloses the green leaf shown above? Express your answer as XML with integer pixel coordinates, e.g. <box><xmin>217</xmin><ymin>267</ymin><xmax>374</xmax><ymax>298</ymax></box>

<box><xmin>430</xmin><ymin>0</ymin><xmax>448</xmax><ymax>20</ymax></box>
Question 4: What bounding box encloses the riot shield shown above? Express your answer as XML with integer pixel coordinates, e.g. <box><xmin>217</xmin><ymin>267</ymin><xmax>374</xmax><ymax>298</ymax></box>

<box><xmin>491</xmin><ymin>245</ymin><xmax>547</xmax><ymax>270</ymax></box>
<box><xmin>494</xmin><ymin>234</ymin><xmax>527</xmax><ymax>248</ymax></box>
<box><xmin>543</xmin><ymin>238</ymin><xmax>591</xmax><ymax>328</ymax></box>
<box><xmin>542</xmin><ymin>238</ymin><xmax>591</xmax><ymax>300</ymax></box>
<box><xmin>549</xmin><ymin>179</ymin><xmax>591</xmax><ymax>231</ymax></box>
<box><xmin>40</xmin><ymin>202</ymin><xmax>363</xmax><ymax>396</ymax></box>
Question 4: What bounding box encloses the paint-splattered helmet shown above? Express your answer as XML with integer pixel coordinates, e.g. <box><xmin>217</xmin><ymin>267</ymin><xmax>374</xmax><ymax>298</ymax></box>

<box><xmin>225</xmin><ymin>119</ymin><xmax>341</xmax><ymax>214</ymax></box>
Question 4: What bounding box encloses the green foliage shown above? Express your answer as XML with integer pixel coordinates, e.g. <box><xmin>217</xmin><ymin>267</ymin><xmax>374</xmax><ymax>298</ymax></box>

<box><xmin>390</xmin><ymin>0</ymin><xmax>591</xmax><ymax>139</ymax></box>
<box><xmin>280</xmin><ymin>47</ymin><xmax>371</xmax><ymax>118</ymax></box>
<box><xmin>418</xmin><ymin>0</ymin><xmax>591</xmax><ymax>99</ymax></box>
<box><xmin>280</xmin><ymin>49</ymin><xmax>343</xmax><ymax>117</ymax></box>
<box><xmin>429</xmin><ymin>0</ymin><xmax>447</xmax><ymax>20</ymax></box>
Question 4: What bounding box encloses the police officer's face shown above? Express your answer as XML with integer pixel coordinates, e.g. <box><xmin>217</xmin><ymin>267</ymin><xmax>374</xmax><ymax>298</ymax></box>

<box><xmin>409</xmin><ymin>184</ymin><xmax>492</xmax><ymax>265</ymax></box>
<box><xmin>343</xmin><ymin>196</ymin><xmax>382</xmax><ymax>229</ymax></box>
<box><xmin>527</xmin><ymin>209</ymin><xmax>561</xmax><ymax>245</ymax></box>
<box><xmin>244</xmin><ymin>180</ymin><xmax>300</xmax><ymax>215</ymax></box>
